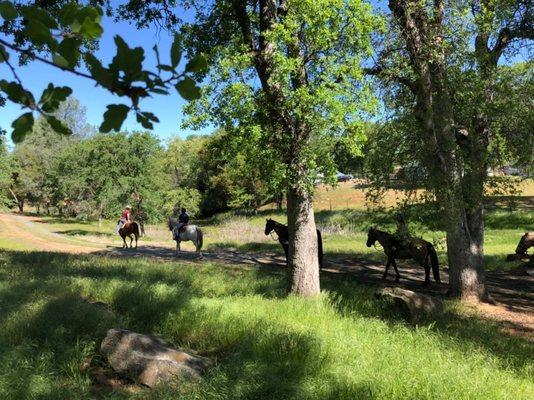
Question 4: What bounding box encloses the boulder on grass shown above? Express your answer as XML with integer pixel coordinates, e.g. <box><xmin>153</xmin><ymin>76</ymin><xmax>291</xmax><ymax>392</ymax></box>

<box><xmin>375</xmin><ymin>287</ymin><xmax>443</xmax><ymax>322</ymax></box>
<box><xmin>100</xmin><ymin>329</ymin><xmax>212</xmax><ymax>387</ymax></box>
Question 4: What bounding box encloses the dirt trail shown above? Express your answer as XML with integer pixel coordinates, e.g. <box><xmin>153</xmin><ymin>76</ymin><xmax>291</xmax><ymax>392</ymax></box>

<box><xmin>1</xmin><ymin>212</ymin><xmax>532</xmax><ymax>340</ymax></box>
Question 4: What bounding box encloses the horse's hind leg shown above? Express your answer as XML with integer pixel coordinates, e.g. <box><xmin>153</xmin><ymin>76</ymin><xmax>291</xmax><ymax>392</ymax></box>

<box><xmin>391</xmin><ymin>259</ymin><xmax>400</xmax><ymax>282</ymax></box>
<box><xmin>128</xmin><ymin>235</ymin><xmax>133</xmax><ymax>248</ymax></box>
<box><xmin>134</xmin><ymin>234</ymin><xmax>138</xmax><ymax>249</ymax></box>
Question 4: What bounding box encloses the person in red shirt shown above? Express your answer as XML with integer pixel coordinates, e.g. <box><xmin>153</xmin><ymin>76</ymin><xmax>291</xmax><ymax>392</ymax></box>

<box><xmin>116</xmin><ymin>205</ymin><xmax>132</xmax><ymax>233</ymax></box>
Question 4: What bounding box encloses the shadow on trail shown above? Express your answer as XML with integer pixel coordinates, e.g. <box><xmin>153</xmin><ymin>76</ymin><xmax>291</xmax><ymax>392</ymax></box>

<box><xmin>54</xmin><ymin>229</ymin><xmax>114</xmax><ymax>238</ymax></box>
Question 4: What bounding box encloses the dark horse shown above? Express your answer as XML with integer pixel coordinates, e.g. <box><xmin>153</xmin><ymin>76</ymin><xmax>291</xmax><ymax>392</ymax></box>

<box><xmin>264</xmin><ymin>219</ymin><xmax>324</xmax><ymax>270</ymax></box>
<box><xmin>366</xmin><ymin>227</ymin><xmax>440</xmax><ymax>285</ymax></box>
<box><xmin>118</xmin><ymin>221</ymin><xmax>142</xmax><ymax>249</ymax></box>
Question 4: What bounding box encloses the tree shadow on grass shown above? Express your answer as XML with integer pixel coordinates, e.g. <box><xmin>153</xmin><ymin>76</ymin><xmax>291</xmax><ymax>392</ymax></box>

<box><xmin>0</xmin><ymin>249</ymin><xmax>532</xmax><ymax>397</ymax></box>
<box><xmin>322</xmin><ymin>273</ymin><xmax>534</xmax><ymax>376</ymax></box>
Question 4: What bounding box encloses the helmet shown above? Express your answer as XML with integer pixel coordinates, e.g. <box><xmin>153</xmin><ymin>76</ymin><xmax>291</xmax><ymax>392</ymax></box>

<box><xmin>125</xmin><ymin>205</ymin><xmax>132</xmax><ymax>209</ymax></box>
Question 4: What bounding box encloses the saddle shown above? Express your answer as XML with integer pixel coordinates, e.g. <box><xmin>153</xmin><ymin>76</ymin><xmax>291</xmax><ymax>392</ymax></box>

<box><xmin>179</xmin><ymin>224</ymin><xmax>188</xmax><ymax>233</ymax></box>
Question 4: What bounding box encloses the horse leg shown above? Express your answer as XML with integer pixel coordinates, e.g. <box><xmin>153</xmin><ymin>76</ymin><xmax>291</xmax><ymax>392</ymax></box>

<box><xmin>391</xmin><ymin>259</ymin><xmax>400</xmax><ymax>282</ymax></box>
<box><xmin>128</xmin><ymin>235</ymin><xmax>133</xmax><ymax>248</ymax></box>
<box><xmin>121</xmin><ymin>235</ymin><xmax>127</xmax><ymax>249</ymax></box>
<box><xmin>422</xmin><ymin>259</ymin><xmax>431</xmax><ymax>286</ymax></box>
<box><xmin>176</xmin><ymin>240</ymin><xmax>181</xmax><ymax>254</ymax></box>
<box><xmin>283</xmin><ymin>243</ymin><xmax>289</xmax><ymax>267</ymax></box>
<box><xmin>196</xmin><ymin>241</ymin><xmax>203</xmax><ymax>259</ymax></box>
<box><xmin>134</xmin><ymin>234</ymin><xmax>138</xmax><ymax>249</ymax></box>
<box><xmin>382</xmin><ymin>258</ymin><xmax>391</xmax><ymax>280</ymax></box>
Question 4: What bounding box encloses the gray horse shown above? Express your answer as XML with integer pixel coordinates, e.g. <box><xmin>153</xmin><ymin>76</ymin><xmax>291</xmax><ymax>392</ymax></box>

<box><xmin>168</xmin><ymin>218</ymin><xmax>204</xmax><ymax>258</ymax></box>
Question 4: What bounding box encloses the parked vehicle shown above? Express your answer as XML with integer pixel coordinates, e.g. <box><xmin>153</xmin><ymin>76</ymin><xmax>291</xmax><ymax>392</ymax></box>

<box><xmin>336</xmin><ymin>172</ymin><xmax>354</xmax><ymax>182</ymax></box>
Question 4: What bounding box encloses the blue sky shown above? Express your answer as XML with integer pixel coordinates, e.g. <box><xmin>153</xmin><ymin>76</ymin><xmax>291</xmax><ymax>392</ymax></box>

<box><xmin>0</xmin><ymin>14</ymin><xmax>214</xmax><ymax>145</ymax></box>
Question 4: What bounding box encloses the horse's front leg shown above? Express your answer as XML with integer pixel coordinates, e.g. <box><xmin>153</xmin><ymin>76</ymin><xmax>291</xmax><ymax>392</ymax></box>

<box><xmin>422</xmin><ymin>259</ymin><xmax>431</xmax><ymax>286</ymax></box>
<box><xmin>176</xmin><ymin>240</ymin><xmax>181</xmax><ymax>254</ymax></box>
<box><xmin>122</xmin><ymin>236</ymin><xmax>127</xmax><ymax>249</ymax></box>
<box><xmin>129</xmin><ymin>235</ymin><xmax>133</xmax><ymax>248</ymax></box>
<box><xmin>391</xmin><ymin>259</ymin><xmax>400</xmax><ymax>282</ymax></box>
<box><xmin>383</xmin><ymin>257</ymin><xmax>391</xmax><ymax>280</ymax></box>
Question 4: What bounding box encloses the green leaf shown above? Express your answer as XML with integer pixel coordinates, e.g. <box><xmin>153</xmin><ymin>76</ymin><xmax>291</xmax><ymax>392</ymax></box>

<box><xmin>0</xmin><ymin>44</ymin><xmax>9</xmax><ymax>63</ymax></box>
<box><xmin>170</xmin><ymin>35</ymin><xmax>182</xmax><ymax>68</ymax></box>
<box><xmin>39</xmin><ymin>83</ymin><xmax>72</xmax><ymax>112</ymax></box>
<box><xmin>57</xmin><ymin>37</ymin><xmax>80</xmax><ymax>67</ymax></box>
<box><xmin>11</xmin><ymin>112</ymin><xmax>34</xmax><ymax>143</ymax></box>
<box><xmin>79</xmin><ymin>17</ymin><xmax>103</xmax><ymax>40</ymax></box>
<box><xmin>52</xmin><ymin>53</ymin><xmax>69</xmax><ymax>67</ymax></box>
<box><xmin>0</xmin><ymin>1</ymin><xmax>17</xmax><ymax>21</ymax></box>
<box><xmin>46</xmin><ymin>115</ymin><xmax>71</xmax><ymax>136</ymax></box>
<box><xmin>59</xmin><ymin>2</ymin><xmax>78</xmax><ymax>26</ymax></box>
<box><xmin>24</xmin><ymin>19</ymin><xmax>57</xmax><ymax>49</ymax></box>
<box><xmin>85</xmin><ymin>54</ymin><xmax>115</xmax><ymax>89</ymax></box>
<box><xmin>100</xmin><ymin>104</ymin><xmax>130</xmax><ymax>132</ymax></box>
<box><xmin>185</xmin><ymin>54</ymin><xmax>208</xmax><ymax>73</ymax></box>
<box><xmin>175</xmin><ymin>77</ymin><xmax>201</xmax><ymax>101</ymax></box>
<box><xmin>111</xmin><ymin>36</ymin><xmax>144</xmax><ymax>80</ymax></box>
<box><xmin>21</xmin><ymin>6</ymin><xmax>57</xmax><ymax>29</ymax></box>
<box><xmin>136</xmin><ymin>111</ymin><xmax>159</xmax><ymax>129</ymax></box>
<box><xmin>0</xmin><ymin>79</ymin><xmax>35</xmax><ymax>106</ymax></box>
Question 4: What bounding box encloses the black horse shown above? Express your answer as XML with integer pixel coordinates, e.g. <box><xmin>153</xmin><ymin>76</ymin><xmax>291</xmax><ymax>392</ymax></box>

<box><xmin>366</xmin><ymin>227</ymin><xmax>440</xmax><ymax>285</ymax></box>
<box><xmin>264</xmin><ymin>218</ymin><xmax>324</xmax><ymax>270</ymax></box>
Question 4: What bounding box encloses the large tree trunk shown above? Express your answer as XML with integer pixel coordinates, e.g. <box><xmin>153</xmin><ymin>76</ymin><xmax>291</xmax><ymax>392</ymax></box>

<box><xmin>286</xmin><ymin>187</ymin><xmax>320</xmax><ymax>296</ymax></box>
<box><xmin>444</xmin><ymin>203</ymin><xmax>487</xmax><ymax>299</ymax></box>
<box><xmin>389</xmin><ymin>0</ymin><xmax>489</xmax><ymax>300</ymax></box>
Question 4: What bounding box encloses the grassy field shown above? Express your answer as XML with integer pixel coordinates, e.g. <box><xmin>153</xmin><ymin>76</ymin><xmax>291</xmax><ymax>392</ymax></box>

<box><xmin>0</xmin><ymin>251</ymin><xmax>532</xmax><ymax>399</ymax></box>
<box><xmin>1</xmin><ymin>180</ymin><xmax>531</xmax><ymax>270</ymax></box>
<box><xmin>0</xmin><ymin>181</ymin><xmax>532</xmax><ymax>398</ymax></box>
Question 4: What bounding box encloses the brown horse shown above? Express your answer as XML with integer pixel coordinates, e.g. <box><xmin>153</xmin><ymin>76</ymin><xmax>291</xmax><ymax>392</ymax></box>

<box><xmin>366</xmin><ymin>227</ymin><xmax>440</xmax><ymax>285</ymax></box>
<box><xmin>515</xmin><ymin>232</ymin><xmax>534</xmax><ymax>256</ymax></box>
<box><xmin>118</xmin><ymin>221</ymin><xmax>141</xmax><ymax>249</ymax></box>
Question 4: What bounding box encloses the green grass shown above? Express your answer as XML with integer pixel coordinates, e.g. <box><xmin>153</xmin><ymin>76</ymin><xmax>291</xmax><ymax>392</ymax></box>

<box><xmin>0</xmin><ymin>250</ymin><xmax>532</xmax><ymax>399</ymax></box>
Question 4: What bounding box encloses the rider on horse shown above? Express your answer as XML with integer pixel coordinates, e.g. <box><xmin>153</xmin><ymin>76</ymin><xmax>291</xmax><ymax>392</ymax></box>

<box><xmin>116</xmin><ymin>205</ymin><xmax>132</xmax><ymax>233</ymax></box>
<box><xmin>393</xmin><ymin>211</ymin><xmax>411</xmax><ymax>249</ymax></box>
<box><xmin>176</xmin><ymin>207</ymin><xmax>190</xmax><ymax>233</ymax></box>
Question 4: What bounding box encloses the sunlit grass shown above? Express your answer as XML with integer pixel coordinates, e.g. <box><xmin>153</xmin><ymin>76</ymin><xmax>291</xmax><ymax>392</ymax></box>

<box><xmin>0</xmin><ymin>251</ymin><xmax>532</xmax><ymax>399</ymax></box>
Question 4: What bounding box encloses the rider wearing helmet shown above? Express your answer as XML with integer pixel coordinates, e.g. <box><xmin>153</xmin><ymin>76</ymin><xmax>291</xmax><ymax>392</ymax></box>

<box><xmin>116</xmin><ymin>205</ymin><xmax>132</xmax><ymax>233</ymax></box>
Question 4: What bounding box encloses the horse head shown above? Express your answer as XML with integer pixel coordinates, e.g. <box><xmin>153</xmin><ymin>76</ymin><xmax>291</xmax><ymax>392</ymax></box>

<box><xmin>168</xmin><ymin>218</ymin><xmax>176</xmax><ymax>231</ymax></box>
<box><xmin>366</xmin><ymin>227</ymin><xmax>377</xmax><ymax>247</ymax></box>
<box><xmin>265</xmin><ymin>218</ymin><xmax>275</xmax><ymax>235</ymax></box>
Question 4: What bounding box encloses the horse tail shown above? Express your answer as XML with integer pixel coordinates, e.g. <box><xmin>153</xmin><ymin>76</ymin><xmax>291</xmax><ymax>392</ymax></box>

<box><xmin>427</xmin><ymin>243</ymin><xmax>440</xmax><ymax>283</ymax></box>
<box><xmin>317</xmin><ymin>229</ymin><xmax>324</xmax><ymax>270</ymax></box>
<box><xmin>133</xmin><ymin>222</ymin><xmax>141</xmax><ymax>237</ymax></box>
<box><xmin>197</xmin><ymin>227</ymin><xmax>203</xmax><ymax>250</ymax></box>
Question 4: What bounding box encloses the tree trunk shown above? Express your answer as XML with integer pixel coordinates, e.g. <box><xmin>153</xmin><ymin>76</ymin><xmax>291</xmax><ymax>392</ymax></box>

<box><xmin>444</xmin><ymin>203</ymin><xmax>487</xmax><ymax>300</ymax></box>
<box><xmin>286</xmin><ymin>187</ymin><xmax>320</xmax><ymax>296</ymax></box>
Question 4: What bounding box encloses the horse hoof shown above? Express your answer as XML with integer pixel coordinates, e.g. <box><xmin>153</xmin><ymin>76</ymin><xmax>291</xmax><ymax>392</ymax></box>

<box><xmin>422</xmin><ymin>281</ymin><xmax>431</xmax><ymax>286</ymax></box>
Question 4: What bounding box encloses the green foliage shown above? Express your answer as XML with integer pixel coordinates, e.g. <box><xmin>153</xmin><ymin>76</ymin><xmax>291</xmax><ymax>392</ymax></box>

<box><xmin>0</xmin><ymin>136</ymin><xmax>11</xmax><ymax>207</ymax></box>
<box><xmin>183</xmin><ymin>0</ymin><xmax>381</xmax><ymax>192</ymax></box>
<box><xmin>0</xmin><ymin>1</ymin><xmax>207</xmax><ymax>141</ymax></box>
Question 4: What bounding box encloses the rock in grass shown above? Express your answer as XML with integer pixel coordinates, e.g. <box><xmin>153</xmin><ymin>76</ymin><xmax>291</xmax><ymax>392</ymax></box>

<box><xmin>100</xmin><ymin>329</ymin><xmax>212</xmax><ymax>387</ymax></box>
<box><xmin>375</xmin><ymin>287</ymin><xmax>443</xmax><ymax>323</ymax></box>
